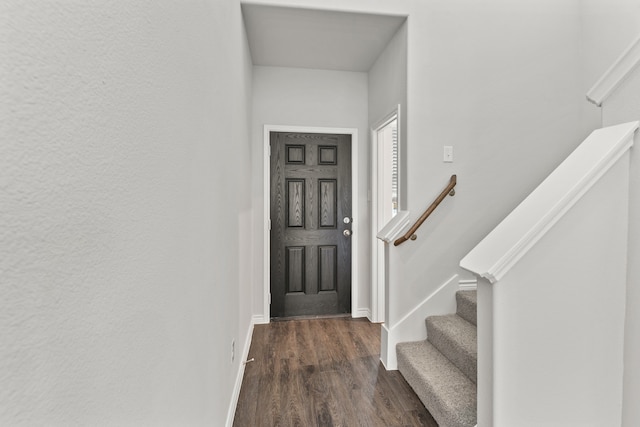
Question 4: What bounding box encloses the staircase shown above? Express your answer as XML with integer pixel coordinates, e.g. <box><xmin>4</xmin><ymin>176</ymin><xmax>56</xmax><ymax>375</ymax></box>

<box><xmin>397</xmin><ymin>290</ymin><xmax>477</xmax><ymax>427</ymax></box>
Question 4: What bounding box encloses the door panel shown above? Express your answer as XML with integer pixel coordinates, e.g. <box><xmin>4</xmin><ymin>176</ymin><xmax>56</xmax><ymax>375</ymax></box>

<box><xmin>270</xmin><ymin>132</ymin><xmax>352</xmax><ymax>318</ymax></box>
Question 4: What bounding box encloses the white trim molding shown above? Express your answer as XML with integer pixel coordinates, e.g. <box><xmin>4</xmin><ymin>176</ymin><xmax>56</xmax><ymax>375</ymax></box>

<box><xmin>376</xmin><ymin>210</ymin><xmax>410</xmax><ymax>243</ymax></box>
<box><xmin>262</xmin><ymin>125</ymin><xmax>360</xmax><ymax>321</ymax></box>
<box><xmin>458</xmin><ymin>279</ymin><xmax>478</xmax><ymax>291</ymax></box>
<box><xmin>226</xmin><ymin>319</ymin><xmax>256</xmax><ymax>427</ymax></box>
<box><xmin>251</xmin><ymin>314</ymin><xmax>268</xmax><ymax>325</ymax></box>
<box><xmin>587</xmin><ymin>35</ymin><xmax>640</xmax><ymax>107</ymax></box>
<box><xmin>354</xmin><ymin>308</ymin><xmax>372</xmax><ymax>320</ymax></box>
<box><xmin>460</xmin><ymin>121</ymin><xmax>638</xmax><ymax>283</ymax></box>
<box><xmin>381</xmin><ymin>274</ymin><xmax>459</xmax><ymax>370</ymax></box>
<box><xmin>371</xmin><ymin>105</ymin><xmax>402</xmax><ymax>323</ymax></box>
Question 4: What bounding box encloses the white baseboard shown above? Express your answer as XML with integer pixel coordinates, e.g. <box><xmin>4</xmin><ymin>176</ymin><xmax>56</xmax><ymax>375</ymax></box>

<box><xmin>353</xmin><ymin>307</ymin><xmax>371</xmax><ymax>320</ymax></box>
<box><xmin>225</xmin><ymin>318</ymin><xmax>255</xmax><ymax>427</ymax></box>
<box><xmin>381</xmin><ymin>274</ymin><xmax>459</xmax><ymax>370</ymax></box>
<box><xmin>380</xmin><ymin>323</ymin><xmax>392</xmax><ymax>370</ymax></box>
<box><xmin>252</xmin><ymin>313</ymin><xmax>269</xmax><ymax>325</ymax></box>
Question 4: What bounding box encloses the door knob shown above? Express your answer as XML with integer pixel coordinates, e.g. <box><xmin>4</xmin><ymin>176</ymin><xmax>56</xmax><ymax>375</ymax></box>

<box><xmin>343</xmin><ymin>229</ymin><xmax>352</xmax><ymax>237</ymax></box>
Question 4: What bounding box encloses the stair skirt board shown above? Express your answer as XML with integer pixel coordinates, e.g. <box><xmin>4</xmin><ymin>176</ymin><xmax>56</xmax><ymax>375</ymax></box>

<box><xmin>458</xmin><ymin>278</ymin><xmax>478</xmax><ymax>291</ymax></box>
<box><xmin>396</xmin><ymin>289</ymin><xmax>478</xmax><ymax>427</ymax></box>
<box><xmin>382</xmin><ymin>274</ymin><xmax>462</xmax><ymax>370</ymax></box>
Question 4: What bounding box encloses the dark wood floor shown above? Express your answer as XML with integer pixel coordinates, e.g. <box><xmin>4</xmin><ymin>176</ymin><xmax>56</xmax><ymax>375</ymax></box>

<box><xmin>233</xmin><ymin>317</ymin><xmax>437</xmax><ymax>427</ymax></box>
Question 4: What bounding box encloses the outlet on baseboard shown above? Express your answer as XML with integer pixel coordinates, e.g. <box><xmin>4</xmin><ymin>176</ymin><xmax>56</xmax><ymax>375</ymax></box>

<box><xmin>231</xmin><ymin>339</ymin><xmax>235</xmax><ymax>362</ymax></box>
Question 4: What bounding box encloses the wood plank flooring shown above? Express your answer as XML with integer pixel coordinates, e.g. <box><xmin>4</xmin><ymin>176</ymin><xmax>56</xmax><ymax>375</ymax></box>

<box><xmin>233</xmin><ymin>317</ymin><xmax>437</xmax><ymax>427</ymax></box>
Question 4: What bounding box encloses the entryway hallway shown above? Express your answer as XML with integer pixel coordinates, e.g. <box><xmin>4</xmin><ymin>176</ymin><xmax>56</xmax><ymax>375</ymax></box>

<box><xmin>233</xmin><ymin>318</ymin><xmax>436</xmax><ymax>426</ymax></box>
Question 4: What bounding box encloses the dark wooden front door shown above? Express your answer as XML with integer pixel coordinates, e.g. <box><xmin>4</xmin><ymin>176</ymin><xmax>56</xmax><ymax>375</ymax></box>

<box><xmin>270</xmin><ymin>132</ymin><xmax>352</xmax><ymax>318</ymax></box>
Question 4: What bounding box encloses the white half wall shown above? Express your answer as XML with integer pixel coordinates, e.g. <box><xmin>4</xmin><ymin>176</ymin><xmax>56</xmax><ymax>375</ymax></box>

<box><xmin>572</xmin><ymin>3</ymin><xmax>640</xmax><ymax>424</ymax></box>
<box><xmin>251</xmin><ymin>66</ymin><xmax>370</xmax><ymax>319</ymax></box>
<box><xmin>1</xmin><ymin>1</ymin><xmax>254</xmax><ymax>425</ymax></box>
<box><xmin>489</xmin><ymin>152</ymin><xmax>629</xmax><ymax>426</ymax></box>
<box><xmin>601</xmin><ymin>54</ymin><xmax>640</xmax><ymax>427</ymax></box>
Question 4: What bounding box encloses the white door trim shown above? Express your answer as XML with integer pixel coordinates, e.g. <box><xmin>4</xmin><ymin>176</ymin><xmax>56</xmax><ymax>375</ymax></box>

<box><xmin>263</xmin><ymin>125</ymin><xmax>360</xmax><ymax>322</ymax></box>
<box><xmin>370</xmin><ymin>105</ymin><xmax>401</xmax><ymax>323</ymax></box>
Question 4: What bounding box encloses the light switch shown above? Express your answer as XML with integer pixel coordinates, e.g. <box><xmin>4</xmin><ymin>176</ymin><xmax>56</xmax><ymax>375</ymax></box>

<box><xmin>444</xmin><ymin>146</ymin><xmax>453</xmax><ymax>162</ymax></box>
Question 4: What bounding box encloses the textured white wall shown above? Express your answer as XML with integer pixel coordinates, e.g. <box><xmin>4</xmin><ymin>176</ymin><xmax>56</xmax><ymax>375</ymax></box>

<box><xmin>251</xmin><ymin>66</ymin><xmax>370</xmax><ymax>318</ymax></box>
<box><xmin>0</xmin><ymin>1</ymin><xmax>253</xmax><ymax>425</ymax></box>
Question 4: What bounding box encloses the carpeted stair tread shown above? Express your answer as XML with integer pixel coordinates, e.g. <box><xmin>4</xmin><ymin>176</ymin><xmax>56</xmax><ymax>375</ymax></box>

<box><xmin>426</xmin><ymin>314</ymin><xmax>477</xmax><ymax>383</ymax></box>
<box><xmin>397</xmin><ymin>340</ymin><xmax>477</xmax><ymax>427</ymax></box>
<box><xmin>456</xmin><ymin>290</ymin><xmax>477</xmax><ymax>326</ymax></box>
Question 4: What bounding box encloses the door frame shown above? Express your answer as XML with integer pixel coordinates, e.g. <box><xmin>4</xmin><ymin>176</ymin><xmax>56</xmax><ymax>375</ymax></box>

<box><xmin>370</xmin><ymin>105</ymin><xmax>401</xmax><ymax>323</ymax></box>
<box><xmin>263</xmin><ymin>125</ymin><xmax>360</xmax><ymax>322</ymax></box>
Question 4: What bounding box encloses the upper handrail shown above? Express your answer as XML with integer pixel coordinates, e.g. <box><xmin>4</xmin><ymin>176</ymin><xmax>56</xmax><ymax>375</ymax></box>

<box><xmin>394</xmin><ymin>174</ymin><xmax>456</xmax><ymax>246</ymax></box>
<box><xmin>587</xmin><ymin>34</ymin><xmax>640</xmax><ymax>106</ymax></box>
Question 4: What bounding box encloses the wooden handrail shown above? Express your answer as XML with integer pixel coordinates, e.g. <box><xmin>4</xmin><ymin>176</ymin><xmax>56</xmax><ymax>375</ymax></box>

<box><xmin>394</xmin><ymin>175</ymin><xmax>457</xmax><ymax>246</ymax></box>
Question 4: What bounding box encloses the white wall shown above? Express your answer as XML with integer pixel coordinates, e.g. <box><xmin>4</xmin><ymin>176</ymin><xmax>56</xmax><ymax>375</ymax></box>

<box><xmin>0</xmin><ymin>1</ymin><xmax>253</xmax><ymax>425</ymax></box>
<box><xmin>369</xmin><ymin>22</ymin><xmax>408</xmax><ymax>208</ymax></box>
<box><xmin>393</xmin><ymin>0</ymin><xmax>587</xmax><ymax>329</ymax></box>
<box><xmin>251</xmin><ymin>66</ymin><xmax>370</xmax><ymax>318</ymax></box>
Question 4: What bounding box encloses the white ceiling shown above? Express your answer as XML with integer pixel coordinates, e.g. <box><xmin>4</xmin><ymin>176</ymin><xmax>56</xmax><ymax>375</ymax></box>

<box><xmin>241</xmin><ymin>4</ymin><xmax>406</xmax><ymax>72</ymax></box>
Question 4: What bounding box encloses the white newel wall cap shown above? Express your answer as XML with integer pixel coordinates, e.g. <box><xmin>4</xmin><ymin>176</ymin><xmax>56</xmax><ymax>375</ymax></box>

<box><xmin>587</xmin><ymin>34</ymin><xmax>640</xmax><ymax>107</ymax></box>
<box><xmin>377</xmin><ymin>210</ymin><xmax>411</xmax><ymax>243</ymax></box>
<box><xmin>460</xmin><ymin>121</ymin><xmax>638</xmax><ymax>284</ymax></box>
